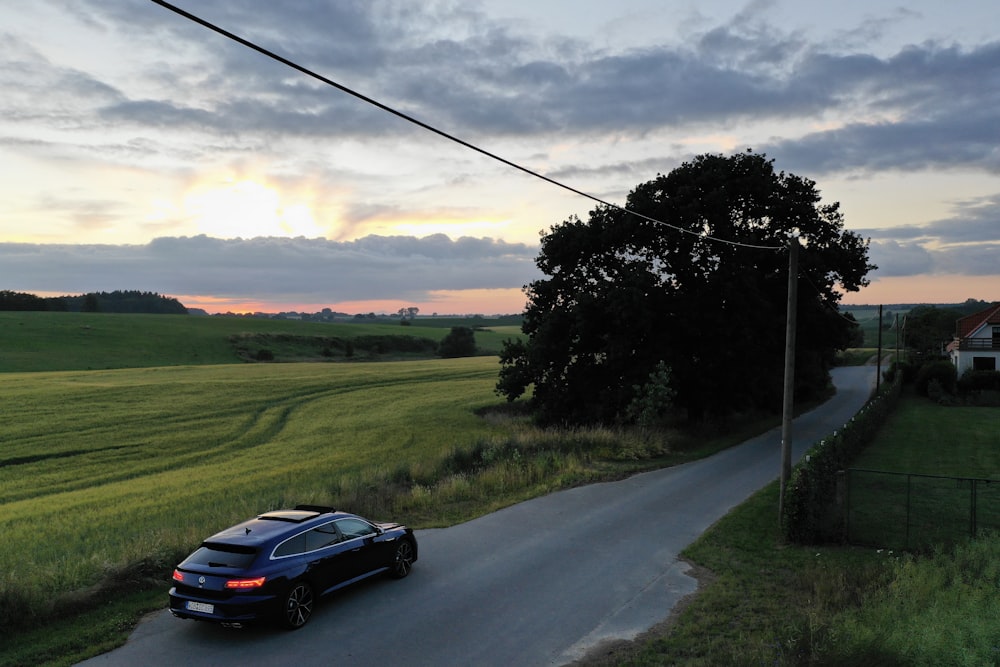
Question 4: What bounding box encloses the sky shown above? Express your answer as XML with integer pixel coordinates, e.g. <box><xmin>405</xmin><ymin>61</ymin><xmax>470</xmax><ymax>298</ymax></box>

<box><xmin>2</xmin><ymin>0</ymin><xmax>999</xmax><ymax>315</ymax></box>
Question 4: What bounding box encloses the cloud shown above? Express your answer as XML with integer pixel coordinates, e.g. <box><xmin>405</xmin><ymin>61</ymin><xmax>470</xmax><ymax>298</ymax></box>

<box><xmin>2</xmin><ymin>4</ymin><xmax>975</xmax><ymax>137</ymax></box>
<box><xmin>860</xmin><ymin>192</ymin><xmax>1000</xmax><ymax>277</ymax></box>
<box><xmin>4</xmin><ymin>2</ymin><xmax>1000</xmax><ymax>307</ymax></box>
<box><xmin>866</xmin><ymin>240</ymin><xmax>935</xmax><ymax>277</ymax></box>
<box><xmin>7</xmin><ymin>3</ymin><xmax>999</xmax><ymax>174</ymax></box>
<box><xmin>933</xmin><ymin>242</ymin><xmax>1000</xmax><ymax>276</ymax></box>
<box><xmin>0</xmin><ymin>234</ymin><xmax>541</xmax><ymax>304</ymax></box>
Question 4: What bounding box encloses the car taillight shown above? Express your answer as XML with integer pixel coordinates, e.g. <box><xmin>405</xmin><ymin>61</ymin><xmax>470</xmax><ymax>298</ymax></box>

<box><xmin>225</xmin><ymin>576</ymin><xmax>266</xmax><ymax>589</ymax></box>
<box><xmin>172</xmin><ymin>569</ymin><xmax>184</xmax><ymax>582</ymax></box>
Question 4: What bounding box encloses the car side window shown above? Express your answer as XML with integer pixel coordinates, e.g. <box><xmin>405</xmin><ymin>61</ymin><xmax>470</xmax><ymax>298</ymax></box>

<box><xmin>335</xmin><ymin>518</ymin><xmax>377</xmax><ymax>540</ymax></box>
<box><xmin>305</xmin><ymin>522</ymin><xmax>341</xmax><ymax>551</ymax></box>
<box><xmin>273</xmin><ymin>532</ymin><xmax>307</xmax><ymax>558</ymax></box>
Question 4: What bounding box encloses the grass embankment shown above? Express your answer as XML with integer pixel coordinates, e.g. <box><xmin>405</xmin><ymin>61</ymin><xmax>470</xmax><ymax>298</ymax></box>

<box><xmin>609</xmin><ymin>392</ymin><xmax>1000</xmax><ymax>666</ymax></box>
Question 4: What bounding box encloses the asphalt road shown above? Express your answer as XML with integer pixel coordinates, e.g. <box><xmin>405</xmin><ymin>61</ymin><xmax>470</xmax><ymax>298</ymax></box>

<box><xmin>78</xmin><ymin>365</ymin><xmax>876</xmax><ymax>667</ymax></box>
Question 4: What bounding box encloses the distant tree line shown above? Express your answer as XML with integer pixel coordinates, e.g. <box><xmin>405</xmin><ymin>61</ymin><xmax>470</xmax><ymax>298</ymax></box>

<box><xmin>0</xmin><ymin>290</ymin><xmax>187</xmax><ymax>314</ymax></box>
<box><xmin>229</xmin><ymin>331</ymin><xmax>471</xmax><ymax>361</ymax></box>
<box><xmin>0</xmin><ymin>291</ymin><xmax>56</xmax><ymax>311</ymax></box>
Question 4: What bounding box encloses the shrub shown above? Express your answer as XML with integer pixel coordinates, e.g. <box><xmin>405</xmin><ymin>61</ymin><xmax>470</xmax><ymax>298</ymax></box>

<box><xmin>352</xmin><ymin>335</ymin><xmax>437</xmax><ymax>355</ymax></box>
<box><xmin>782</xmin><ymin>374</ymin><xmax>902</xmax><ymax>544</ymax></box>
<box><xmin>255</xmin><ymin>349</ymin><xmax>274</xmax><ymax>361</ymax></box>
<box><xmin>624</xmin><ymin>361</ymin><xmax>676</xmax><ymax>429</ymax></box>
<box><xmin>914</xmin><ymin>359</ymin><xmax>957</xmax><ymax>396</ymax></box>
<box><xmin>438</xmin><ymin>327</ymin><xmax>477</xmax><ymax>358</ymax></box>
<box><xmin>926</xmin><ymin>378</ymin><xmax>961</xmax><ymax>406</ymax></box>
<box><xmin>881</xmin><ymin>359</ymin><xmax>913</xmax><ymax>384</ymax></box>
<box><xmin>958</xmin><ymin>369</ymin><xmax>1000</xmax><ymax>394</ymax></box>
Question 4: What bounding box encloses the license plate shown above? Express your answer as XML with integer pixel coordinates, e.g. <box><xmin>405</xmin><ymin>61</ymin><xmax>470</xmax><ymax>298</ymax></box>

<box><xmin>186</xmin><ymin>601</ymin><xmax>215</xmax><ymax>614</ymax></box>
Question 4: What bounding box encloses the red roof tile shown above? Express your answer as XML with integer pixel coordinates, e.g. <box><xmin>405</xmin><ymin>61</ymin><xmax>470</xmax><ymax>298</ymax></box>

<box><xmin>956</xmin><ymin>303</ymin><xmax>1000</xmax><ymax>339</ymax></box>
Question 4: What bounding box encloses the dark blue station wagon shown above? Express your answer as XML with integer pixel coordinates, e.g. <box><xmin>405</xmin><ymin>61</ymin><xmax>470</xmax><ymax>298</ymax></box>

<box><xmin>169</xmin><ymin>505</ymin><xmax>417</xmax><ymax>629</ymax></box>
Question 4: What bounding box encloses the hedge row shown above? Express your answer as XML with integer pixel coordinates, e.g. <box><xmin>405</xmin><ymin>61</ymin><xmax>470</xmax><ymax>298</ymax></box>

<box><xmin>781</xmin><ymin>372</ymin><xmax>902</xmax><ymax>544</ymax></box>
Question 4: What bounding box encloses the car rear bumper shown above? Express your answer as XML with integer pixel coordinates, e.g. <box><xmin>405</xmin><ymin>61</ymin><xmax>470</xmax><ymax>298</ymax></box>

<box><xmin>168</xmin><ymin>587</ymin><xmax>279</xmax><ymax>624</ymax></box>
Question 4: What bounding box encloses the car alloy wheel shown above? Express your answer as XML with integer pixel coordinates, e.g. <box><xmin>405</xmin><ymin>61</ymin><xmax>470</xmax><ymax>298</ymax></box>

<box><xmin>282</xmin><ymin>581</ymin><xmax>314</xmax><ymax>629</ymax></box>
<box><xmin>390</xmin><ymin>540</ymin><xmax>414</xmax><ymax>579</ymax></box>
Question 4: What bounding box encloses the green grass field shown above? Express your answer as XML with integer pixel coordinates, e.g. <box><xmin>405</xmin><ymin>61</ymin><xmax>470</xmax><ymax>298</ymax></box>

<box><xmin>0</xmin><ymin>312</ymin><xmax>745</xmax><ymax>665</ymax></box>
<box><xmin>843</xmin><ymin>306</ymin><xmax>909</xmax><ymax>349</ymax></box>
<box><xmin>1</xmin><ymin>358</ymin><xmax>508</xmax><ymax>600</ymax></box>
<box><xmin>3</xmin><ymin>311</ymin><xmax>998</xmax><ymax>666</ymax></box>
<box><xmin>0</xmin><ymin>311</ymin><xmax>520</xmax><ymax>372</ymax></box>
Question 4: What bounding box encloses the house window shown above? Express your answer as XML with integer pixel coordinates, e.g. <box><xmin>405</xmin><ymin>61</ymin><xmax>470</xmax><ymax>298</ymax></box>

<box><xmin>993</xmin><ymin>326</ymin><xmax>1000</xmax><ymax>348</ymax></box>
<box><xmin>973</xmin><ymin>357</ymin><xmax>997</xmax><ymax>371</ymax></box>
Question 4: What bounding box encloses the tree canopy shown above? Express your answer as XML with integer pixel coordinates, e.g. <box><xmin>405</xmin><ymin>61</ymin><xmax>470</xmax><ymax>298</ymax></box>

<box><xmin>438</xmin><ymin>326</ymin><xmax>477</xmax><ymax>358</ymax></box>
<box><xmin>904</xmin><ymin>305</ymin><xmax>962</xmax><ymax>363</ymax></box>
<box><xmin>497</xmin><ymin>151</ymin><xmax>874</xmax><ymax>425</ymax></box>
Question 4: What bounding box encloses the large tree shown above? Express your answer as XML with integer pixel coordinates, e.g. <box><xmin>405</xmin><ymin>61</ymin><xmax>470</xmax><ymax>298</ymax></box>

<box><xmin>497</xmin><ymin>151</ymin><xmax>874</xmax><ymax>425</ymax></box>
<box><xmin>904</xmin><ymin>305</ymin><xmax>962</xmax><ymax>363</ymax></box>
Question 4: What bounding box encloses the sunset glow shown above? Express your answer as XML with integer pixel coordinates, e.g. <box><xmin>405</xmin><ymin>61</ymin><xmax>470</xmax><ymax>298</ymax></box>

<box><xmin>2</xmin><ymin>2</ymin><xmax>998</xmax><ymax>314</ymax></box>
<box><xmin>184</xmin><ymin>179</ymin><xmax>324</xmax><ymax>239</ymax></box>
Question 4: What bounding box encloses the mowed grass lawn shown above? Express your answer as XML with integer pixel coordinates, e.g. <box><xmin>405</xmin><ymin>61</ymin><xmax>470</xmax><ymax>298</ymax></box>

<box><xmin>851</xmin><ymin>389</ymin><xmax>1000</xmax><ymax>475</ymax></box>
<box><xmin>1</xmin><ymin>359</ymin><xmax>510</xmax><ymax>627</ymax></box>
<box><xmin>845</xmin><ymin>389</ymin><xmax>1000</xmax><ymax>550</ymax></box>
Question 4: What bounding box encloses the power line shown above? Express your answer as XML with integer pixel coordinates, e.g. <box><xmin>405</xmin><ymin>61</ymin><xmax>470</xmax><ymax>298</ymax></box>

<box><xmin>148</xmin><ymin>0</ymin><xmax>782</xmax><ymax>252</ymax></box>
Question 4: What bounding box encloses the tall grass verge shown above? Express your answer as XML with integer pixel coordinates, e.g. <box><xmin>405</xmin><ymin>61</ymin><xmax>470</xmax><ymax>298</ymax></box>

<box><xmin>326</xmin><ymin>417</ymin><xmax>677</xmax><ymax>527</ymax></box>
<box><xmin>824</xmin><ymin>534</ymin><xmax>1000</xmax><ymax>665</ymax></box>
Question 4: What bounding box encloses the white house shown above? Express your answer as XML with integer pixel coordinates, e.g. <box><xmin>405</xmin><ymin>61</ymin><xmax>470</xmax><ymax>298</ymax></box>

<box><xmin>947</xmin><ymin>303</ymin><xmax>1000</xmax><ymax>374</ymax></box>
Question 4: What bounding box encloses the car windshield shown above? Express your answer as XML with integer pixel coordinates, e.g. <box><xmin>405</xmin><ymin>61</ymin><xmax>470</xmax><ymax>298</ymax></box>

<box><xmin>184</xmin><ymin>543</ymin><xmax>257</xmax><ymax>569</ymax></box>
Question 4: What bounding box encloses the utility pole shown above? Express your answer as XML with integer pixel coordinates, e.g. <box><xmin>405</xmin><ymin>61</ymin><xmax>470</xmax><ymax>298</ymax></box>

<box><xmin>778</xmin><ymin>236</ymin><xmax>799</xmax><ymax>521</ymax></box>
<box><xmin>895</xmin><ymin>313</ymin><xmax>900</xmax><ymax>368</ymax></box>
<box><xmin>876</xmin><ymin>305</ymin><xmax>883</xmax><ymax>392</ymax></box>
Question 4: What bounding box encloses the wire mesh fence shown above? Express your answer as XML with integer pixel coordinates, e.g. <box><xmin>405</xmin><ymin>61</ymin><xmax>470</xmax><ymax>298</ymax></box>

<box><xmin>846</xmin><ymin>468</ymin><xmax>1000</xmax><ymax>550</ymax></box>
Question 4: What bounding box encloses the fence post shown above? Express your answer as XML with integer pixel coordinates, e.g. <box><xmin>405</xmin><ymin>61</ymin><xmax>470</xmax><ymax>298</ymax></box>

<box><xmin>906</xmin><ymin>474</ymin><xmax>912</xmax><ymax>550</ymax></box>
<box><xmin>837</xmin><ymin>469</ymin><xmax>848</xmax><ymax>542</ymax></box>
<box><xmin>971</xmin><ymin>479</ymin><xmax>978</xmax><ymax>538</ymax></box>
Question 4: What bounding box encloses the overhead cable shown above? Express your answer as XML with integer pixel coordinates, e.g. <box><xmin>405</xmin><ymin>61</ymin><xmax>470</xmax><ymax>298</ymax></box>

<box><xmin>149</xmin><ymin>0</ymin><xmax>783</xmax><ymax>251</ymax></box>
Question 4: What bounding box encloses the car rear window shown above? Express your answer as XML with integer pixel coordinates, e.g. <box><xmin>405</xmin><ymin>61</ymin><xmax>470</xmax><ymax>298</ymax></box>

<box><xmin>273</xmin><ymin>532</ymin><xmax>307</xmax><ymax>558</ymax></box>
<box><xmin>184</xmin><ymin>543</ymin><xmax>258</xmax><ymax>569</ymax></box>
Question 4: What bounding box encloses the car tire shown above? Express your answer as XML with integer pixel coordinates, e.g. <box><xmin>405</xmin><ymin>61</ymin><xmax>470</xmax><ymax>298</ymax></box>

<box><xmin>389</xmin><ymin>539</ymin><xmax>415</xmax><ymax>579</ymax></box>
<box><xmin>280</xmin><ymin>580</ymin><xmax>315</xmax><ymax>630</ymax></box>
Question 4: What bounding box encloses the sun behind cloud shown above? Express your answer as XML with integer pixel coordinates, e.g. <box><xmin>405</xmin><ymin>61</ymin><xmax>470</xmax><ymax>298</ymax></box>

<box><xmin>184</xmin><ymin>179</ymin><xmax>324</xmax><ymax>239</ymax></box>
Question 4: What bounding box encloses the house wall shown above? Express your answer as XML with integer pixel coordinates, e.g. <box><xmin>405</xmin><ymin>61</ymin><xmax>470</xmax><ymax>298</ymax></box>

<box><xmin>951</xmin><ymin>325</ymin><xmax>1000</xmax><ymax>374</ymax></box>
<box><xmin>952</xmin><ymin>350</ymin><xmax>1000</xmax><ymax>374</ymax></box>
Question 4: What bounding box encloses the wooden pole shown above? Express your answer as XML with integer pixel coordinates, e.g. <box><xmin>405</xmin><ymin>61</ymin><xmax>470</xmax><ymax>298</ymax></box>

<box><xmin>876</xmin><ymin>305</ymin><xmax>883</xmax><ymax>392</ymax></box>
<box><xmin>778</xmin><ymin>237</ymin><xmax>799</xmax><ymax>521</ymax></box>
